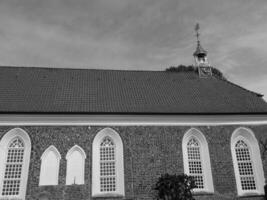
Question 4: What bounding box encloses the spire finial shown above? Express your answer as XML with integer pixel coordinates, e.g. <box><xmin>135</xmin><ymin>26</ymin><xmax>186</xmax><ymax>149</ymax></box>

<box><xmin>195</xmin><ymin>23</ymin><xmax>200</xmax><ymax>43</ymax></box>
<box><xmin>193</xmin><ymin>23</ymin><xmax>207</xmax><ymax>57</ymax></box>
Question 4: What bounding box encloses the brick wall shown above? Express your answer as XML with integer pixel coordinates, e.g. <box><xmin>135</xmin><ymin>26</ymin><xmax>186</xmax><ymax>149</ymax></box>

<box><xmin>0</xmin><ymin>125</ymin><xmax>266</xmax><ymax>200</ymax></box>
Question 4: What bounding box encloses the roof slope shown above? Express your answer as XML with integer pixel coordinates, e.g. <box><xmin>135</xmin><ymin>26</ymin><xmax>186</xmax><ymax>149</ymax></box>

<box><xmin>0</xmin><ymin>66</ymin><xmax>267</xmax><ymax>114</ymax></box>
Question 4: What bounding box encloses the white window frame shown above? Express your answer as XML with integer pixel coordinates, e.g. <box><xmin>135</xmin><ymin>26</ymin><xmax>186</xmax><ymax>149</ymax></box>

<box><xmin>39</xmin><ymin>145</ymin><xmax>61</xmax><ymax>186</ymax></box>
<box><xmin>182</xmin><ymin>128</ymin><xmax>214</xmax><ymax>193</ymax></box>
<box><xmin>231</xmin><ymin>127</ymin><xmax>265</xmax><ymax>196</ymax></box>
<box><xmin>92</xmin><ymin>128</ymin><xmax>125</xmax><ymax>197</ymax></box>
<box><xmin>66</xmin><ymin>145</ymin><xmax>86</xmax><ymax>185</ymax></box>
<box><xmin>0</xmin><ymin>128</ymin><xmax>31</xmax><ymax>200</ymax></box>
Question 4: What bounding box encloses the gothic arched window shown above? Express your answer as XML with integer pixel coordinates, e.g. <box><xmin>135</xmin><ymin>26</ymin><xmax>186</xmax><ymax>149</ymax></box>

<box><xmin>182</xmin><ymin>128</ymin><xmax>214</xmax><ymax>193</ymax></box>
<box><xmin>231</xmin><ymin>127</ymin><xmax>265</xmax><ymax>196</ymax></box>
<box><xmin>92</xmin><ymin>128</ymin><xmax>124</xmax><ymax>197</ymax></box>
<box><xmin>66</xmin><ymin>145</ymin><xmax>86</xmax><ymax>185</ymax></box>
<box><xmin>39</xmin><ymin>145</ymin><xmax>61</xmax><ymax>186</ymax></box>
<box><xmin>0</xmin><ymin>128</ymin><xmax>31</xmax><ymax>200</ymax></box>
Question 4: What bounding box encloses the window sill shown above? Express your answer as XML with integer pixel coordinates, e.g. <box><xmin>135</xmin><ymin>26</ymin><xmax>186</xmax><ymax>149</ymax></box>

<box><xmin>192</xmin><ymin>191</ymin><xmax>214</xmax><ymax>196</ymax></box>
<box><xmin>92</xmin><ymin>193</ymin><xmax>124</xmax><ymax>198</ymax></box>
<box><xmin>237</xmin><ymin>191</ymin><xmax>265</xmax><ymax>198</ymax></box>
<box><xmin>39</xmin><ymin>184</ymin><xmax>58</xmax><ymax>186</ymax></box>
<box><xmin>65</xmin><ymin>183</ymin><xmax>85</xmax><ymax>186</ymax></box>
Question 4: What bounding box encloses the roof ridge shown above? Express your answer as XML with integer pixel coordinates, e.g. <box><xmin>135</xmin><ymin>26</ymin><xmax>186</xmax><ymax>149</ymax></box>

<box><xmin>0</xmin><ymin>65</ymin><xmax>166</xmax><ymax>73</ymax></box>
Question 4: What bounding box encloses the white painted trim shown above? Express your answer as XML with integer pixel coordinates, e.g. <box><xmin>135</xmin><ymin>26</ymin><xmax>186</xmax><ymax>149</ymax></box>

<box><xmin>92</xmin><ymin>128</ymin><xmax>125</xmax><ymax>197</ymax></box>
<box><xmin>0</xmin><ymin>128</ymin><xmax>31</xmax><ymax>200</ymax></box>
<box><xmin>182</xmin><ymin>128</ymin><xmax>214</xmax><ymax>193</ymax></box>
<box><xmin>231</xmin><ymin>127</ymin><xmax>265</xmax><ymax>196</ymax></box>
<box><xmin>66</xmin><ymin>145</ymin><xmax>86</xmax><ymax>185</ymax></box>
<box><xmin>39</xmin><ymin>145</ymin><xmax>61</xmax><ymax>186</ymax></box>
<box><xmin>0</xmin><ymin>114</ymin><xmax>267</xmax><ymax>126</ymax></box>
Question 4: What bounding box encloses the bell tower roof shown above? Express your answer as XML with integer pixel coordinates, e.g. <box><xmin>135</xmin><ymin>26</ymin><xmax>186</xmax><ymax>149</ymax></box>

<box><xmin>193</xmin><ymin>41</ymin><xmax>207</xmax><ymax>56</ymax></box>
<box><xmin>193</xmin><ymin>23</ymin><xmax>212</xmax><ymax>77</ymax></box>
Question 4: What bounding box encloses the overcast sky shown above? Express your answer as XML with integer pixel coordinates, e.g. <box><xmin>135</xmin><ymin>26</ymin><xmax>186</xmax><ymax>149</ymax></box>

<box><xmin>0</xmin><ymin>0</ymin><xmax>267</xmax><ymax>100</ymax></box>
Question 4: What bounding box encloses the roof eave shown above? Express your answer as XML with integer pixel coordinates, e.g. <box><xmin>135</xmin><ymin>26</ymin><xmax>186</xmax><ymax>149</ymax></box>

<box><xmin>1</xmin><ymin>111</ymin><xmax>267</xmax><ymax>115</ymax></box>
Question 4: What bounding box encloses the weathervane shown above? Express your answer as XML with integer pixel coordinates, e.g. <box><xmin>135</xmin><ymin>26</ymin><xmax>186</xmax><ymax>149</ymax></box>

<box><xmin>195</xmin><ymin>23</ymin><xmax>200</xmax><ymax>43</ymax></box>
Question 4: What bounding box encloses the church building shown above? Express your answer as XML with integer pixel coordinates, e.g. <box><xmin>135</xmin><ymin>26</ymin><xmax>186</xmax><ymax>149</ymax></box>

<box><xmin>0</xmin><ymin>28</ymin><xmax>267</xmax><ymax>200</ymax></box>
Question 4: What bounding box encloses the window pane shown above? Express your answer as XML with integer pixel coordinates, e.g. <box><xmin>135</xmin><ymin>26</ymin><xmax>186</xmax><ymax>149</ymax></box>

<box><xmin>235</xmin><ymin>140</ymin><xmax>256</xmax><ymax>190</ymax></box>
<box><xmin>100</xmin><ymin>137</ymin><xmax>116</xmax><ymax>192</ymax></box>
<box><xmin>187</xmin><ymin>138</ymin><xmax>204</xmax><ymax>189</ymax></box>
<box><xmin>240</xmin><ymin>177</ymin><xmax>256</xmax><ymax>190</ymax></box>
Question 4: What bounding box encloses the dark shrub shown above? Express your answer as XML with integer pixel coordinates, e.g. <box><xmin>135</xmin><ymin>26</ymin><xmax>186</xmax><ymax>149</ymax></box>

<box><xmin>165</xmin><ymin>65</ymin><xmax>226</xmax><ymax>80</ymax></box>
<box><xmin>154</xmin><ymin>173</ymin><xmax>196</xmax><ymax>200</ymax></box>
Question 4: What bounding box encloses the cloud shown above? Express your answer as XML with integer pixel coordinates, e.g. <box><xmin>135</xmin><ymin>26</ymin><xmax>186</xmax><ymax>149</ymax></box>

<box><xmin>239</xmin><ymin>75</ymin><xmax>267</xmax><ymax>101</ymax></box>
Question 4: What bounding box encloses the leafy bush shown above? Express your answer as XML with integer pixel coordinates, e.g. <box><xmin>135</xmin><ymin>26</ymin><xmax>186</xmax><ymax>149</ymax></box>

<box><xmin>165</xmin><ymin>65</ymin><xmax>226</xmax><ymax>80</ymax></box>
<box><xmin>210</xmin><ymin>67</ymin><xmax>226</xmax><ymax>80</ymax></box>
<box><xmin>165</xmin><ymin>65</ymin><xmax>197</xmax><ymax>73</ymax></box>
<box><xmin>154</xmin><ymin>173</ymin><xmax>196</xmax><ymax>200</ymax></box>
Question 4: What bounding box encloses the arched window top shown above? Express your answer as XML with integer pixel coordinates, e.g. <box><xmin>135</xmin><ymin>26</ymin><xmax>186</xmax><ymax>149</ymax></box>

<box><xmin>231</xmin><ymin>127</ymin><xmax>265</xmax><ymax>196</ymax></box>
<box><xmin>231</xmin><ymin>127</ymin><xmax>257</xmax><ymax>143</ymax></box>
<box><xmin>0</xmin><ymin>128</ymin><xmax>31</xmax><ymax>149</ymax></box>
<box><xmin>183</xmin><ymin>128</ymin><xmax>208</xmax><ymax>146</ymax></box>
<box><xmin>41</xmin><ymin>145</ymin><xmax>61</xmax><ymax>160</ymax></box>
<box><xmin>187</xmin><ymin>138</ymin><xmax>199</xmax><ymax>147</ymax></box>
<box><xmin>235</xmin><ymin>140</ymin><xmax>248</xmax><ymax>148</ymax></box>
<box><xmin>9</xmin><ymin>137</ymin><xmax>24</xmax><ymax>148</ymax></box>
<box><xmin>100</xmin><ymin>136</ymin><xmax>115</xmax><ymax>147</ymax></box>
<box><xmin>93</xmin><ymin>128</ymin><xmax>123</xmax><ymax>146</ymax></box>
<box><xmin>66</xmin><ymin>145</ymin><xmax>86</xmax><ymax>160</ymax></box>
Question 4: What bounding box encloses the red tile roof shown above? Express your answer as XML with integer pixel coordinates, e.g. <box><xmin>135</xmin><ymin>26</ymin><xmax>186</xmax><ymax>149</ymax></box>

<box><xmin>0</xmin><ymin>66</ymin><xmax>267</xmax><ymax>114</ymax></box>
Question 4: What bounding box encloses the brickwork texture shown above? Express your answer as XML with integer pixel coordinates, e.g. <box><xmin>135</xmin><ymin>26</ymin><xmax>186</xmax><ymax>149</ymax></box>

<box><xmin>0</xmin><ymin>125</ymin><xmax>266</xmax><ymax>200</ymax></box>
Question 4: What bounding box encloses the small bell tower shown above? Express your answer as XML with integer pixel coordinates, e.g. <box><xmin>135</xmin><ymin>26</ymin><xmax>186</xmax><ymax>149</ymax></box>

<box><xmin>193</xmin><ymin>23</ymin><xmax>212</xmax><ymax>77</ymax></box>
